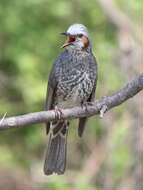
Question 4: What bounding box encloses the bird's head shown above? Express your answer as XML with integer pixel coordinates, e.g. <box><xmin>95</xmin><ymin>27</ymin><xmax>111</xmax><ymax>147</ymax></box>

<box><xmin>61</xmin><ymin>24</ymin><xmax>90</xmax><ymax>50</ymax></box>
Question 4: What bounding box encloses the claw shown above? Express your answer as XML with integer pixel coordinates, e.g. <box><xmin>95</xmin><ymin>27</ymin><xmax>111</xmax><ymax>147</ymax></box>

<box><xmin>81</xmin><ymin>101</ymin><xmax>94</xmax><ymax>112</ymax></box>
<box><xmin>54</xmin><ymin>106</ymin><xmax>64</xmax><ymax>120</ymax></box>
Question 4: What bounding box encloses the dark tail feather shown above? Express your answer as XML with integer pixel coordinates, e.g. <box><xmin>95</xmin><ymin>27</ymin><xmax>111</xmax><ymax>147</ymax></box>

<box><xmin>46</xmin><ymin>122</ymin><xmax>50</xmax><ymax>134</ymax></box>
<box><xmin>78</xmin><ymin>117</ymin><xmax>87</xmax><ymax>137</ymax></box>
<box><xmin>44</xmin><ymin>121</ymin><xmax>68</xmax><ymax>175</ymax></box>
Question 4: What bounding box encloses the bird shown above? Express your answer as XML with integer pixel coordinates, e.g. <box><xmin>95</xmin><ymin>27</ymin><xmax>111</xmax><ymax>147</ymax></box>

<box><xmin>44</xmin><ymin>24</ymin><xmax>98</xmax><ymax>175</ymax></box>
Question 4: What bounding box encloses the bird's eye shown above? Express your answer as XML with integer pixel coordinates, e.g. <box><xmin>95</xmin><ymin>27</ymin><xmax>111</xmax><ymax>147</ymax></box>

<box><xmin>77</xmin><ymin>34</ymin><xmax>83</xmax><ymax>38</ymax></box>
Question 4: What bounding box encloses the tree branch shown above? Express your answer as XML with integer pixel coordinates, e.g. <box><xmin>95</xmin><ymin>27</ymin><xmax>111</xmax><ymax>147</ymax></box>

<box><xmin>0</xmin><ymin>74</ymin><xmax>143</xmax><ymax>130</ymax></box>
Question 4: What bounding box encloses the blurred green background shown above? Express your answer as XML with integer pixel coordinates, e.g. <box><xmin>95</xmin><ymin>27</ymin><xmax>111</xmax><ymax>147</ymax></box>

<box><xmin>0</xmin><ymin>0</ymin><xmax>143</xmax><ymax>190</ymax></box>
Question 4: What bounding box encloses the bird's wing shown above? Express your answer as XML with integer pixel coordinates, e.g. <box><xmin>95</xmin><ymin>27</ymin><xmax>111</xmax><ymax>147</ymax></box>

<box><xmin>78</xmin><ymin>55</ymin><xmax>98</xmax><ymax>137</ymax></box>
<box><xmin>45</xmin><ymin>59</ymin><xmax>59</xmax><ymax>134</ymax></box>
<box><xmin>45</xmin><ymin>51</ymin><xmax>68</xmax><ymax>134</ymax></box>
<box><xmin>45</xmin><ymin>85</ymin><xmax>55</xmax><ymax>134</ymax></box>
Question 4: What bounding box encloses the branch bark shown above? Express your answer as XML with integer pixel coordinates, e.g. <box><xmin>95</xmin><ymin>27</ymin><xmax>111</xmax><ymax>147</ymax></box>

<box><xmin>0</xmin><ymin>74</ymin><xmax>143</xmax><ymax>130</ymax></box>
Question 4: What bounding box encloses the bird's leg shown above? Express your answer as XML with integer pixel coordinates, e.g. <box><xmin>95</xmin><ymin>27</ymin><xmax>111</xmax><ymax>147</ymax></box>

<box><xmin>54</xmin><ymin>106</ymin><xmax>64</xmax><ymax>120</ymax></box>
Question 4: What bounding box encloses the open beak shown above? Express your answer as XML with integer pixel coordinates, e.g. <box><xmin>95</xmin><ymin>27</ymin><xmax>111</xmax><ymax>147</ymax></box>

<box><xmin>61</xmin><ymin>33</ymin><xmax>75</xmax><ymax>48</ymax></box>
<box><xmin>61</xmin><ymin>38</ymin><xmax>71</xmax><ymax>48</ymax></box>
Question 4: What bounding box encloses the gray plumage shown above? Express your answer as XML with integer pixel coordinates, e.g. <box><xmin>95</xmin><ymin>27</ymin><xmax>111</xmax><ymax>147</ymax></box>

<box><xmin>44</xmin><ymin>24</ymin><xmax>97</xmax><ymax>175</ymax></box>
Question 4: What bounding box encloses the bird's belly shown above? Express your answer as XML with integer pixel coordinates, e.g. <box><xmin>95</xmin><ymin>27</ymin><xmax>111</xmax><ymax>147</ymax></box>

<box><xmin>57</xmin><ymin>73</ymin><xmax>94</xmax><ymax>109</ymax></box>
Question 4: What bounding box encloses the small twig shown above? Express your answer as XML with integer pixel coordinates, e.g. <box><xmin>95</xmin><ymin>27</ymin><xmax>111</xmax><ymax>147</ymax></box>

<box><xmin>100</xmin><ymin>105</ymin><xmax>108</xmax><ymax>118</ymax></box>
<box><xmin>0</xmin><ymin>112</ymin><xmax>7</xmax><ymax>125</ymax></box>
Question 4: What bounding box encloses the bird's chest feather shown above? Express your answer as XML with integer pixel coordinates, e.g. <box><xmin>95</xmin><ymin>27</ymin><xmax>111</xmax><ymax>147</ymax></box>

<box><xmin>56</xmin><ymin>51</ymin><xmax>96</xmax><ymax>108</ymax></box>
<box><xmin>57</xmin><ymin>73</ymin><xmax>93</xmax><ymax>108</ymax></box>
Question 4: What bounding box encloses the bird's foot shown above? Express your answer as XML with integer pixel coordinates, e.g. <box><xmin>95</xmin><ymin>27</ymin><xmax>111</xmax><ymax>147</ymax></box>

<box><xmin>100</xmin><ymin>104</ymin><xmax>108</xmax><ymax>118</ymax></box>
<box><xmin>54</xmin><ymin>106</ymin><xmax>64</xmax><ymax>120</ymax></box>
<box><xmin>81</xmin><ymin>101</ymin><xmax>94</xmax><ymax>112</ymax></box>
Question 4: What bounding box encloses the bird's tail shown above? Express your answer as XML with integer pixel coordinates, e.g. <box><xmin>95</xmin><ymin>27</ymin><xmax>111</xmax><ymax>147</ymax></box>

<box><xmin>44</xmin><ymin>120</ymin><xmax>68</xmax><ymax>175</ymax></box>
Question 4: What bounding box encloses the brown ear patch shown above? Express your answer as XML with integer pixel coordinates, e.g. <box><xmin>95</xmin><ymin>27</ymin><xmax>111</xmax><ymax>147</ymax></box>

<box><xmin>82</xmin><ymin>36</ymin><xmax>89</xmax><ymax>48</ymax></box>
